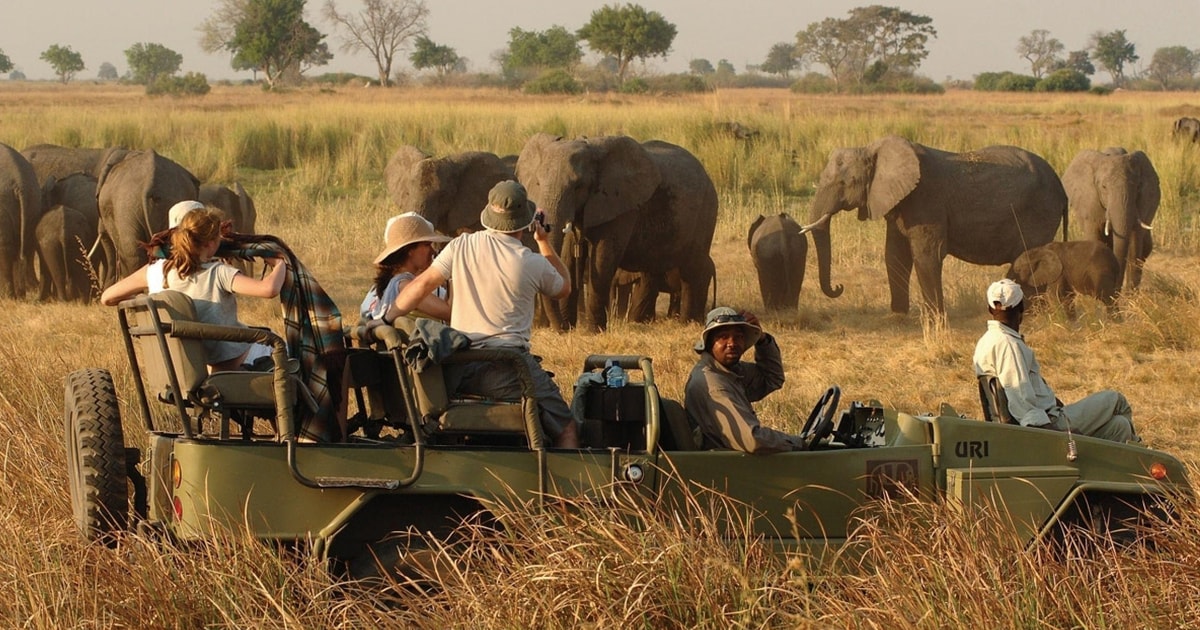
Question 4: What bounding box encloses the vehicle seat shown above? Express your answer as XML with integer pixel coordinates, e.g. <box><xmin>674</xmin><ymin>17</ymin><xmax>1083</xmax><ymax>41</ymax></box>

<box><xmin>125</xmin><ymin>290</ymin><xmax>313</xmax><ymax>439</ymax></box>
<box><xmin>658</xmin><ymin>398</ymin><xmax>699</xmax><ymax>451</ymax></box>
<box><xmin>977</xmin><ymin>374</ymin><xmax>1017</xmax><ymax>424</ymax></box>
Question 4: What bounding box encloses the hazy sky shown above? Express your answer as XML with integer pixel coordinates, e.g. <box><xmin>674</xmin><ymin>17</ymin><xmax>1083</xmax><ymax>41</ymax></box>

<box><xmin>3</xmin><ymin>1</ymin><xmax>1198</xmax><ymax>82</ymax></box>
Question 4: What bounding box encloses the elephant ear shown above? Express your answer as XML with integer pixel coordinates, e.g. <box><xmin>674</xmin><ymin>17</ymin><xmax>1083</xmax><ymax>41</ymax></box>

<box><xmin>747</xmin><ymin>215</ymin><xmax>766</xmax><ymax>251</ymax></box>
<box><xmin>96</xmin><ymin>149</ymin><xmax>134</xmax><ymax>192</ymax></box>
<box><xmin>448</xmin><ymin>152</ymin><xmax>511</xmax><ymax>232</ymax></box>
<box><xmin>235</xmin><ymin>182</ymin><xmax>256</xmax><ymax>233</ymax></box>
<box><xmin>1023</xmin><ymin>248</ymin><xmax>1063</xmax><ymax>288</ymax></box>
<box><xmin>385</xmin><ymin>145</ymin><xmax>430</xmax><ymax>208</ymax></box>
<box><xmin>41</xmin><ymin>174</ymin><xmax>58</xmax><ymax>206</ymax></box>
<box><xmin>1130</xmin><ymin>150</ymin><xmax>1161</xmax><ymax>226</ymax></box>
<box><xmin>1062</xmin><ymin>150</ymin><xmax>1103</xmax><ymax>211</ymax></box>
<box><xmin>582</xmin><ymin>136</ymin><xmax>660</xmax><ymax>229</ymax></box>
<box><xmin>866</xmin><ymin>136</ymin><xmax>920</xmax><ymax>220</ymax></box>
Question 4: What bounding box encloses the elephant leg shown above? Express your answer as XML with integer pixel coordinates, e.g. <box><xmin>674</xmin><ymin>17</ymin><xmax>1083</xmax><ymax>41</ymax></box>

<box><xmin>628</xmin><ymin>273</ymin><xmax>657</xmax><ymax>322</ymax></box>
<box><xmin>884</xmin><ymin>221</ymin><xmax>914</xmax><ymax>315</ymax></box>
<box><xmin>677</xmin><ymin>260</ymin><xmax>714</xmax><ymax>323</ymax></box>
<box><xmin>906</xmin><ymin>225</ymin><xmax>947</xmax><ymax>317</ymax></box>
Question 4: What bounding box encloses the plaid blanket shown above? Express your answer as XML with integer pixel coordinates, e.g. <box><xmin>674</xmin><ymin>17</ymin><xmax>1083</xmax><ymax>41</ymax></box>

<box><xmin>146</xmin><ymin>228</ymin><xmax>345</xmax><ymax>441</ymax></box>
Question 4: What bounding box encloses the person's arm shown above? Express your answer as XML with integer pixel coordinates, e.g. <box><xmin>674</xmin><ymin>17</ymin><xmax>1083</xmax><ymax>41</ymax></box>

<box><xmin>384</xmin><ymin>266</ymin><xmax>447</xmax><ymax>324</ymax></box>
<box><xmin>993</xmin><ymin>342</ymin><xmax>1052</xmax><ymax>427</ymax></box>
<box><xmin>100</xmin><ymin>264</ymin><xmax>152</xmax><ymax>306</ymax></box>
<box><xmin>686</xmin><ymin>367</ymin><xmax>797</xmax><ymax>454</ymax></box>
<box><xmin>532</xmin><ymin>215</ymin><xmax>570</xmax><ymax>300</ymax></box>
<box><xmin>740</xmin><ymin>333</ymin><xmax>785</xmax><ymax>402</ymax></box>
<box><xmin>396</xmin><ymin>276</ymin><xmax>451</xmax><ymax>321</ymax></box>
<box><xmin>230</xmin><ymin>255</ymin><xmax>288</xmax><ymax>298</ymax></box>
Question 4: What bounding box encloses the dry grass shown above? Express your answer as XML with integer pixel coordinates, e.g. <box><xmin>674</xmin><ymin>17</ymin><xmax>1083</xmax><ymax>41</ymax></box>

<box><xmin>3</xmin><ymin>83</ymin><xmax>1200</xmax><ymax>626</ymax></box>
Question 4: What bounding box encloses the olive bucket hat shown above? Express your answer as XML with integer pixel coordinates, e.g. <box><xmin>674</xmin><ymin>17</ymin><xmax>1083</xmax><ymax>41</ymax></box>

<box><xmin>694</xmin><ymin>307</ymin><xmax>762</xmax><ymax>353</ymax></box>
<box><xmin>480</xmin><ymin>180</ymin><xmax>537</xmax><ymax>232</ymax></box>
<box><xmin>373</xmin><ymin>213</ymin><xmax>451</xmax><ymax>265</ymax></box>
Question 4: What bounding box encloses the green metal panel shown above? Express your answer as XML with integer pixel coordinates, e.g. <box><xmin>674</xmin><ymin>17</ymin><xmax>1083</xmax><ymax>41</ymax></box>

<box><xmin>946</xmin><ymin>466</ymin><xmax>1079</xmax><ymax>543</ymax></box>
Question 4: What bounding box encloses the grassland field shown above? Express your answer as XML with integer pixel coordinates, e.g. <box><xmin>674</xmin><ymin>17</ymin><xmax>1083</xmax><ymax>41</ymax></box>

<box><xmin>2</xmin><ymin>83</ymin><xmax>1200</xmax><ymax>627</ymax></box>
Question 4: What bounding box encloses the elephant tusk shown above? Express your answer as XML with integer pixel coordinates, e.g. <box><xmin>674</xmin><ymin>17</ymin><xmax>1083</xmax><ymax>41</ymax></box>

<box><xmin>562</xmin><ymin>221</ymin><xmax>572</xmax><ymax>235</ymax></box>
<box><xmin>1140</xmin><ymin>220</ymin><xmax>1153</xmax><ymax>231</ymax></box>
<box><xmin>798</xmin><ymin>213</ymin><xmax>832</xmax><ymax>234</ymax></box>
<box><xmin>1104</xmin><ymin>219</ymin><xmax>1111</xmax><ymax>237</ymax></box>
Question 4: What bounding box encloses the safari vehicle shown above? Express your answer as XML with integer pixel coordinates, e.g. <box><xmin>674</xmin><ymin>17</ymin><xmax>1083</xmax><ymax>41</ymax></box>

<box><xmin>65</xmin><ymin>291</ymin><xmax>1190</xmax><ymax>576</ymax></box>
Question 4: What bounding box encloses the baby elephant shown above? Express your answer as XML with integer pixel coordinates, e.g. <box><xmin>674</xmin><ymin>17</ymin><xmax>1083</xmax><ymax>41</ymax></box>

<box><xmin>748</xmin><ymin>213</ymin><xmax>808</xmax><ymax>309</ymax></box>
<box><xmin>1006</xmin><ymin>241</ymin><xmax>1121</xmax><ymax>314</ymax></box>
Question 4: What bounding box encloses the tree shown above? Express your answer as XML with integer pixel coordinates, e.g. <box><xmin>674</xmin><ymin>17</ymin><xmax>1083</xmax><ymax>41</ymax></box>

<box><xmin>1089</xmin><ymin>29</ymin><xmax>1138</xmax><ymax>86</ymax></box>
<box><xmin>323</xmin><ymin>0</ymin><xmax>427</xmax><ymax>87</ymax></box>
<box><xmin>576</xmin><ymin>3</ymin><xmax>677</xmax><ymax>84</ymax></box>
<box><xmin>201</xmin><ymin>0</ymin><xmax>331</xmax><ymax>87</ymax></box>
<box><xmin>1016</xmin><ymin>29</ymin><xmax>1064</xmax><ymax>79</ymax></box>
<box><xmin>1147</xmin><ymin>46</ymin><xmax>1199</xmax><ymax>90</ymax></box>
<box><xmin>1054</xmin><ymin>50</ymin><xmax>1095</xmax><ymax>76</ymax></box>
<box><xmin>124</xmin><ymin>43</ymin><xmax>183</xmax><ymax>85</ymax></box>
<box><xmin>40</xmin><ymin>45</ymin><xmax>85</xmax><ymax>84</ymax></box>
<box><xmin>409</xmin><ymin>35</ymin><xmax>461</xmax><ymax>78</ymax></box>
<box><xmin>0</xmin><ymin>49</ymin><xmax>12</xmax><ymax>75</ymax></box>
<box><xmin>688</xmin><ymin>58</ymin><xmax>714</xmax><ymax>75</ymax></box>
<box><xmin>761</xmin><ymin>42</ymin><xmax>799</xmax><ymax>77</ymax></box>
<box><xmin>795</xmin><ymin>6</ymin><xmax>935</xmax><ymax>91</ymax></box>
<box><xmin>713</xmin><ymin>59</ymin><xmax>736</xmax><ymax>86</ymax></box>
<box><xmin>97</xmin><ymin>62</ymin><xmax>119</xmax><ymax>81</ymax></box>
<box><xmin>502</xmin><ymin>25</ymin><xmax>582</xmax><ymax>76</ymax></box>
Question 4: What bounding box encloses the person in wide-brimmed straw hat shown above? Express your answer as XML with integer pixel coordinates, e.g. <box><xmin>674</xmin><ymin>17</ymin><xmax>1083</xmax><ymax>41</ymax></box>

<box><xmin>974</xmin><ymin>279</ymin><xmax>1136</xmax><ymax>443</ymax></box>
<box><xmin>684</xmin><ymin>306</ymin><xmax>803</xmax><ymax>454</ymax></box>
<box><xmin>382</xmin><ymin>180</ymin><xmax>581</xmax><ymax>448</ymax></box>
<box><xmin>360</xmin><ymin>213</ymin><xmax>452</xmax><ymax>322</ymax></box>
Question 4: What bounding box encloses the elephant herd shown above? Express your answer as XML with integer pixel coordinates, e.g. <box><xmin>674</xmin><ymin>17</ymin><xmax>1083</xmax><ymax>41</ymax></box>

<box><xmin>389</xmin><ymin>133</ymin><xmax>1161</xmax><ymax>330</ymax></box>
<box><xmin>0</xmin><ymin>143</ymin><xmax>256</xmax><ymax>303</ymax></box>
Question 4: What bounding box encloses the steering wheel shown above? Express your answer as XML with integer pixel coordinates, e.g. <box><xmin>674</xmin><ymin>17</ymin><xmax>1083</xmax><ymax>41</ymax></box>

<box><xmin>799</xmin><ymin>385</ymin><xmax>841</xmax><ymax>450</ymax></box>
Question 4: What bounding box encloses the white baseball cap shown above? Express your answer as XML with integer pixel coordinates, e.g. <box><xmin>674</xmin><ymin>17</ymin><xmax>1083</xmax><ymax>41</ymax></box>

<box><xmin>168</xmin><ymin>200</ymin><xmax>205</xmax><ymax>228</ymax></box>
<box><xmin>987</xmin><ymin>279</ymin><xmax>1024</xmax><ymax>309</ymax></box>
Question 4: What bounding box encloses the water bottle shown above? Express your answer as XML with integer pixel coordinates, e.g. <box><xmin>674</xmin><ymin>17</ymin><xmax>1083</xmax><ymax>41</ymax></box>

<box><xmin>605</xmin><ymin>360</ymin><xmax>626</xmax><ymax>388</ymax></box>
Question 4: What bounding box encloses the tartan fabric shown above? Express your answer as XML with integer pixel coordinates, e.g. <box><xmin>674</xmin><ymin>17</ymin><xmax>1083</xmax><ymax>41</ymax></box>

<box><xmin>145</xmin><ymin>227</ymin><xmax>345</xmax><ymax>441</ymax></box>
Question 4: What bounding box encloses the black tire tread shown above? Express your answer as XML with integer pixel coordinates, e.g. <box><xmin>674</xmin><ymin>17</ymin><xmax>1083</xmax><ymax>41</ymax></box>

<box><xmin>64</xmin><ymin>368</ymin><xmax>128</xmax><ymax>542</ymax></box>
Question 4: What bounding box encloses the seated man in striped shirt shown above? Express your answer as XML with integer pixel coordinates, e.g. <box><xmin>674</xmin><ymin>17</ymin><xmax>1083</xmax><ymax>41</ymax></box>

<box><xmin>684</xmin><ymin>307</ymin><xmax>802</xmax><ymax>453</ymax></box>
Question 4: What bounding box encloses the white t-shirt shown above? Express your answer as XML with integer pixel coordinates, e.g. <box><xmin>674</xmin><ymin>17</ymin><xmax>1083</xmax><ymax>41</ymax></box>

<box><xmin>148</xmin><ymin>258</ymin><xmax>248</xmax><ymax>364</ymax></box>
<box><xmin>431</xmin><ymin>231</ymin><xmax>563</xmax><ymax>348</ymax></box>
<box><xmin>360</xmin><ymin>271</ymin><xmax>447</xmax><ymax>321</ymax></box>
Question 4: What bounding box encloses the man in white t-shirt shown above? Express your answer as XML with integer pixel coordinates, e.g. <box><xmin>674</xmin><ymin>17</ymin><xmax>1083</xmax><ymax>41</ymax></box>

<box><xmin>386</xmin><ymin>180</ymin><xmax>579</xmax><ymax>448</ymax></box>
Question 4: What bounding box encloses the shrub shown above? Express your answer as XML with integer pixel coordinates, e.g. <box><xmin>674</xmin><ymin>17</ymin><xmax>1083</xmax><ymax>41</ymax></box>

<box><xmin>146</xmin><ymin>72</ymin><xmax>211</xmax><ymax>96</ymax></box>
<box><xmin>619</xmin><ymin>77</ymin><xmax>650</xmax><ymax>94</ymax></box>
<box><xmin>996</xmin><ymin>73</ymin><xmax>1037</xmax><ymax>92</ymax></box>
<box><xmin>893</xmin><ymin>76</ymin><xmax>945</xmax><ymax>94</ymax></box>
<box><xmin>644</xmin><ymin>73</ymin><xmax>711</xmax><ymax>94</ymax></box>
<box><xmin>1089</xmin><ymin>85</ymin><xmax>1113</xmax><ymax>96</ymax></box>
<box><xmin>790</xmin><ymin>72</ymin><xmax>836</xmax><ymax>94</ymax></box>
<box><xmin>1036</xmin><ymin>69</ymin><xmax>1090</xmax><ymax>92</ymax></box>
<box><xmin>523</xmin><ymin>69</ymin><xmax>582</xmax><ymax>94</ymax></box>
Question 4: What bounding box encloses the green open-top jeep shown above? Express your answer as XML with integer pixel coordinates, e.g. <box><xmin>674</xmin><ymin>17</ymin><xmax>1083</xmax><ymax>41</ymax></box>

<box><xmin>65</xmin><ymin>291</ymin><xmax>1191</xmax><ymax>576</ymax></box>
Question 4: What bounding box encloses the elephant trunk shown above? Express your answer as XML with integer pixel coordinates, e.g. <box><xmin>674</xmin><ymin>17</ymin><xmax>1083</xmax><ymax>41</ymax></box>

<box><xmin>810</xmin><ymin>225</ymin><xmax>844</xmax><ymax>299</ymax></box>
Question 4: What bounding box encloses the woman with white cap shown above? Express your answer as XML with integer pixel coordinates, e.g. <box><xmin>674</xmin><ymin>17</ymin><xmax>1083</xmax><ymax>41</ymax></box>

<box><xmin>100</xmin><ymin>207</ymin><xmax>290</xmax><ymax>372</ymax></box>
<box><xmin>360</xmin><ymin>213</ymin><xmax>451</xmax><ymax>323</ymax></box>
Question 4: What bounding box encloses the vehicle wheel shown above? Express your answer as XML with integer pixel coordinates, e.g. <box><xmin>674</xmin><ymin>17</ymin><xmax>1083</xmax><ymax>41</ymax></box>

<box><xmin>1050</xmin><ymin>493</ymin><xmax>1166</xmax><ymax>554</ymax></box>
<box><xmin>64</xmin><ymin>368</ymin><xmax>128</xmax><ymax>545</ymax></box>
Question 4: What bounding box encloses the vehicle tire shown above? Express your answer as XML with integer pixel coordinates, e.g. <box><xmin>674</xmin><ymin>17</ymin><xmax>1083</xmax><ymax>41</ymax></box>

<box><xmin>1050</xmin><ymin>493</ymin><xmax>1167</xmax><ymax>555</ymax></box>
<box><xmin>64</xmin><ymin>368</ymin><xmax>128</xmax><ymax>545</ymax></box>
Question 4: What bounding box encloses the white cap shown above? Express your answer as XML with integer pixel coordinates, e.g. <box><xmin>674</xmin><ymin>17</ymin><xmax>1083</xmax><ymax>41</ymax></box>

<box><xmin>168</xmin><ymin>200</ymin><xmax>205</xmax><ymax>228</ymax></box>
<box><xmin>987</xmin><ymin>279</ymin><xmax>1024</xmax><ymax>309</ymax></box>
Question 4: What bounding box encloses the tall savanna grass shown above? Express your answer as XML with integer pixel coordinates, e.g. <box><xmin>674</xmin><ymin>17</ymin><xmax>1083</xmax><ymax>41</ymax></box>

<box><xmin>3</xmin><ymin>82</ymin><xmax>1200</xmax><ymax>626</ymax></box>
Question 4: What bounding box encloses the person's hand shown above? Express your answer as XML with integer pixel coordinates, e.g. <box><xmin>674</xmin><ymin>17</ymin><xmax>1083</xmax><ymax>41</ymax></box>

<box><xmin>531</xmin><ymin>210</ymin><xmax>549</xmax><ymax>243</ymax></box>
<box><xmin>271</xmin><ymin>254</ymin><xmax>289</xmax><ymax>269</ymax></box>
<box><xmin>740</xmin><ymin>310</ymin><xmax>760</xmax><ymax>328</ymax></box>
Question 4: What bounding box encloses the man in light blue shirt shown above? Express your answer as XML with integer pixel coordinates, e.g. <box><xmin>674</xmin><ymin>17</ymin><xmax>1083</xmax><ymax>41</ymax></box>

<box><xmin>973</xmin><ymin>279</ymin><xmax>1135</xmax><ymax>443</ymax></box>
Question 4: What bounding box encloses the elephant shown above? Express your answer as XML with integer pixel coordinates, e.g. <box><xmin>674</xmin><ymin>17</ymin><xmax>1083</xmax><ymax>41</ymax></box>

<box><xmin>41</xmin><ymin>172</ymin><xmax>105</xmax><ymax>286</ymax></box>
<box><xmin>1062</xmin><ymin>147</ymin><xmax>1160</xmax><ymax>292</ymax></box>
<box><xmin>21</xmin><ymin>144</ymin><xmax>129</xmax><ymax>184</ymax></box>
<box><xmin>1005</xmin><ymin>240</ymin><xmax>1120</xmax><ymax>315</ymax></box>
<box><xmin>96</xmin><ymin>149</ymin><xmax>200</xmax><ymax>286</ymax></box>
<box><xmin>384</xmin><ymin>145</ymin><xmax>514</xmax><ymax>236</ymax></box>
<box><xmin>748</xmin><ymin>213</ymin><xmax>807</xmax><ymax>310</ymax></box>
<box><xmin>199</xmin><ymin>183</ymin><xmax>257</xmax><ymax>233</ymax></box>
<box><xmin>803</xmin><ymin>135</ymin><xmax>1067</xmax><ymax>318</ymax></box>
<box><xmin>611</xmin><ymin>268</ymin><xmax>683</xmax><ymax>321</ymax></box>
<box><xmin>1172</xmin><ymin>117</ymin><xmax>1200</xmax><ymax>143</ymax></box>
<box><xmin>36</xmin><ymin>205</ymin><xmax>96</xmax><ymax>302</ymax></box>
<box><xmin>517</xmin><ymin>133</ymin><xmax>718</xmax><ymax>332</ymax></box>
<box><xmin>0</xmin><ymin>143</ymin><xmax>42</xmax><ymax>298</ymax></box>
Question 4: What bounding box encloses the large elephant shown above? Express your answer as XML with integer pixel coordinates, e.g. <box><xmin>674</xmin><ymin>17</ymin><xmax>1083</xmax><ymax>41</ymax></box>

<box><xmin>21</xmin><ymin>144</ymin><xmax>129</xmax><ymax>184</ymax></box>
<box><xmin>1061</xmin><ymin>147</ymin><xmax>1159</xmax><ymax>292</ymax></box>
<box><xmin>517</xmin><ymin>133</ymin><xmax>718</xmax><ymax>331</ymax></box>
<box><xmin>0</xmin><ymin>144</ymin><xmax>42</xmax><ymax>298</ymax></box>
<box><xmin>36</xmin><ymin>205</ymin><xmax>96</xmax><ymax>302</ymax></box>
<box><xmin>96</xmin><ymin>150</ymin><xmax>200</xmax><ymax>285</ymax></box>
<box><xmin>199</xmin><ymin>183</ymin><xmax>257</xmax><ymax>233</ymax></box>
<box><xmin>748</xmin><ymin>213</ymin><xmax>807</xmax><ymax>310</ymax></box>
<box><xmin>804</xmin><ymin>135</ymin><xmax>1067</xmax><ymax>317</ymax></box>
<box><xmin>384</xmin><ymin>146</ymin><xmax>514</xmax><ymax>235</ymax></box>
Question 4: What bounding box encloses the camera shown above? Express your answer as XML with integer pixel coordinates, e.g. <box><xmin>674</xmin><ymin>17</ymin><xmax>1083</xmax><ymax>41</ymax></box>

<box><xmin>533</xmin><ymin>213</ymin><xmax>551</xmax><ymax>232</ymax></box>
